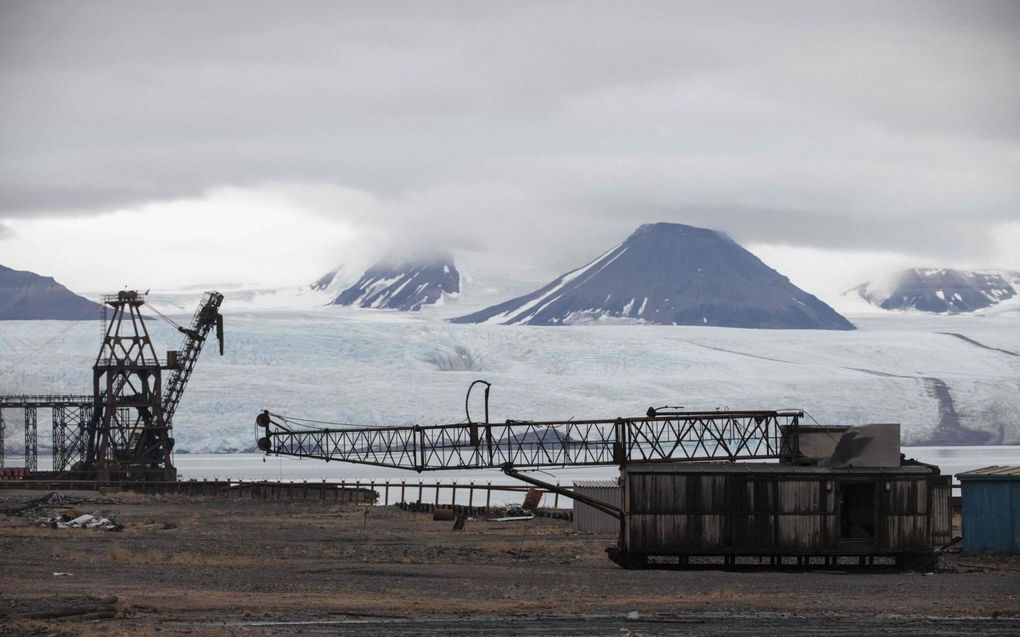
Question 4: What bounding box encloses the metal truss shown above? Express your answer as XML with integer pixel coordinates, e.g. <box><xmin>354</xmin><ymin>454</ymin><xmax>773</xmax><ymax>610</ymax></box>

<box><xmin>0</xmin><ymin>288</ymin><xmax>221</xmax><ymax>479</ymax></box>
<box><xmin>0</xmin><ymin>396</ymin><xmax>94</xmax><ymax>472</ymax></box>
<box><xmin>52</xmin><ymin>405</ymin><xmax>92</xmax><ymax>471</ymax></box>
<box><xmin>162</xmin><ymin>291</ymin><xmax>224</xmax><ymax>431</ymax></box>
<box><xmin>0</xmin><ymin>395</ymin><xmax>93</xmax><ymax>407</ymax></box>
<box><xmin>24</xmin><ymin>407</ymin><xmax>37</xmax><ymax>472</ymax></box>
<box><xmin>256</xmin><ymin>409</ymin><xmax>802</xmax><ymax>472</ymax></box>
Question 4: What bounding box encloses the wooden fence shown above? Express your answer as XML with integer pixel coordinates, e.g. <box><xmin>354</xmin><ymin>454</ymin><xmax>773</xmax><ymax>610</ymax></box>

<box><xmin>0</xmin><ymin>478</ymin><xmax>574</xmax><ymax>510</ymax></box>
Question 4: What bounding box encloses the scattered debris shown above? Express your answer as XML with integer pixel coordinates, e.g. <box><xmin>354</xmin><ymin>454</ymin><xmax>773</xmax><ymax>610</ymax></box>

<box><xmin>4</xmin><ymin>491</ymin><xmax>119</xmax><ymax>517</ymax></box>
<box><xmin>4</xmin><ymin>492</ymin><xmax>125</xmax><ymax>531</ymax></box>
<box><xmin>35</xmin><ymin>512</ymin><xmax>122</xmax><ymax>531</ymax></box>
<box><xmin>486</xmin><ymin>503</ymin><xmax>535</xmax><ymax>522</ymax></box>
<box><xmin>521</xmin><ymin>487</ymin><xmax>543</xmax><ymax>512</ymax></box>
<box><xmin>485</xmin><ymin>514</ymin><xmax>534</xmax><ymax>523</ymax></box>
<box><xmin>4</xmin><ymin>492</ymin><xmax>78</xmax><ymax>516</ymax></box>
<box><xmin>52</xmin><ymin>572</ymin><xmax>74</xmax><ymax>577</ymax></box>
<box><xmin>504</xmin><ymin>504</ymin><xmax>528</xmax><ymax>517</ymax></box>
<box><xmin>433</xmin><ymin>507</ymin><xmax>456</xmax><ymax>521</ymax></box>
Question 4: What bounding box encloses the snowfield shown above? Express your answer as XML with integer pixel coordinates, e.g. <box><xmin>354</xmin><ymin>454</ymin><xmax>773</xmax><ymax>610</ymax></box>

<box><xmin>1</xmin><ymin>299</ymin><xmax>1018</xmax><ymax>453</ymax></box>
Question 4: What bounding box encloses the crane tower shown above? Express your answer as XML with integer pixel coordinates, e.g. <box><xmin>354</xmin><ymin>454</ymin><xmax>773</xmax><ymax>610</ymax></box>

<box><xmin>82</xmin><ymin>290</ymin><xmax>223</xmax><ymax>481</ymax></box>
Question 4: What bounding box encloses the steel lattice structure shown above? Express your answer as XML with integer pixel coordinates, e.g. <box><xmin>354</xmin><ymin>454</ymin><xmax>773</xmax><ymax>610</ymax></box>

<box><xmin>0</xmin><ymin>395</ymin><xmax>93</xmax><ymax>471</ymax></box>
<box><xmin>162</xmin><ymin>291</ymin><xmax>224</xmax><ymax>431</ymax></box>
<box><xmin>52</xmin><ymin>405</ymin><xmax>93</xmax><ymax>471</ymax></box>
<box><xmin>256</xmin><ymin>409</ymin><xmax>803</xmax><ymax>472</ymax></box>
<box><xmin>0</xmin><ymin>291</ymin><xmax>221</xmax><ymax>477</ymax></box>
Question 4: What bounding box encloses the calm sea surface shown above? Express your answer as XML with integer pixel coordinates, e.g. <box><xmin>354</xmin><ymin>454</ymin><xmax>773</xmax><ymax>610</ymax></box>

<box><xmin>7</xmin><ymin>446</ymin><xmax>1016</xmax><ymax>505</ymax></box>
<box><xmin>12</xmin><ymin>446</ymin><xmax>1018</xmax><ymax>484</ymax></box>
<box><xmin>186</xmin><ymin>444</ymin><xmax>1020</xmax><ymax>489</ymax></box>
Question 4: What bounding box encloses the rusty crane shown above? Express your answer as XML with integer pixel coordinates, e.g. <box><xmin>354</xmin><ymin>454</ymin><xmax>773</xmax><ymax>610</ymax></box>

<box><xmin>0</xmin><ymin>290</ymin><xmax>223</xmax><ymax>480</ymax></box>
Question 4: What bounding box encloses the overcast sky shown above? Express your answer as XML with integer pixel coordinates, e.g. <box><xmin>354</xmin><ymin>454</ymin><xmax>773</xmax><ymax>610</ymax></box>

<box><xmin>1</xmin><ymin>1</ymin><xmax>1018</xmax><ymax>295</ymax></box>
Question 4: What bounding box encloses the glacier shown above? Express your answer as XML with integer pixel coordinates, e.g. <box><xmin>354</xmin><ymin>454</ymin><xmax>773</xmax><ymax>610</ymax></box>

<box><xmin>0</xmin><ymin>301</ymin><xmax>1018</xmax><ymax>453</ymax></box>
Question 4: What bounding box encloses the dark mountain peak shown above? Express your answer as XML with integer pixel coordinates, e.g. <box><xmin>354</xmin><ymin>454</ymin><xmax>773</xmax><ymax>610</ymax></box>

<box><xmin>855</xmin><ymin>268</ymin><xmax>1019</xmax><ymax>313</ymax></box>
<box><xmin>310</xmin><ymin>269</ymin><xmax>339</xmax><ymax>291</ymax></box>
<box><xmin>331</xmin><ymin>254</ymin><xmax>460</xmax><ymax>311</ymax></box>
<box><xmin>0</xmin><ymin>264</ymin><xmax>103</xmax><ymax>320</ymax></box>
<box><xmin>633</xmin><ymin>221</ymin><xmax>726</xmax><ymax>238</ymax></box>
<box><xmin>451</xmin><ymin>222</ymin><xmax>853</xmax><ymax>330</ymax></box>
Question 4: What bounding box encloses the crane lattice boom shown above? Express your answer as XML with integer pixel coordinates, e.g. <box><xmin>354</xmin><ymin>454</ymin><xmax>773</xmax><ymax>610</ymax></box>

<box><xmin>162</xmin><ymin>291</ymin><xmax>224</xmax><ymax>430</ymax></box>
<box><xmin>256</xmin><ymin>409</ymin><xmax>803</xmax><ymax>472</ymax></box>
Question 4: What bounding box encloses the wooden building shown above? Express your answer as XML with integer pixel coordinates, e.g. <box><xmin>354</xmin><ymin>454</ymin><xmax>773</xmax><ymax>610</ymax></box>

<box><xmin>609</xmin><ymin>461</ymin><xmax>951</xmax><ymax>568</ymax></box>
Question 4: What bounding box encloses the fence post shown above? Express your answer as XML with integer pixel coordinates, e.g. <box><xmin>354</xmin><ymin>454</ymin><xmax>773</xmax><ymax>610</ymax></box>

<box><xmin>469</xmin><ymin>482</ymin><xmax>474</xmax><ymax>508</ymax></box>
<box><xmin>554</xmin><ymin>483</ymin><xmax>559</xmax><ymax>509</ymax></box>
<box><xmin>434</xmin><ymin>482</ymin><xmax>439</xmax><ymax>505</ymax></box>
<box><xmin>418</xmin><ymin>481</ymin><xmax>423</xmax><ymax>503</ymax></box>
<box><xmin>400</xmin><ymin>481</ymin><xmax>406</xmax><ymax>504</ymax></box>
<box><xmin>384</xmin><ymin>481</ymin><xmax>389</xmax><ymax>506</ymax></box>
<box><xmin>486</xmin><ymin>482</ymin><xmax>492</xmax><ymax>508</ymax></box>
<box><xmin>452</xmin><ymin>481</ymin><xmax>457</xmax><ymax>507</ymax></box>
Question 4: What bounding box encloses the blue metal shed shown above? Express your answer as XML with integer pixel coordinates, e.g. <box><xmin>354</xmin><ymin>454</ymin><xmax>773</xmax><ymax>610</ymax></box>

<box><xmin>957</xmin><ymin>466</ymin><xmax>1020</xmax><ymax>554</ymax></box>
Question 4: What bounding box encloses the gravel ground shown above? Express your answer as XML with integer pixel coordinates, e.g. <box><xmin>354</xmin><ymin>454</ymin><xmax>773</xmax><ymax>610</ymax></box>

<box><xmin>1</xmin><ymin>490</ymin><xmax>1018</xmax><ymax>636</ymax></box>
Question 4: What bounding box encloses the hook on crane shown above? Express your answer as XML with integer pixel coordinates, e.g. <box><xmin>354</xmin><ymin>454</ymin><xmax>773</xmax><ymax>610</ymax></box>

<box><xmin>216</xmin><ymin>314</ymin><xmax>224</xmax><ymax>356</ymax></box>
<box><xmin>465</xmin><ymin>380</ymin><xmax>491</xmax><ymax>450</ymax></box>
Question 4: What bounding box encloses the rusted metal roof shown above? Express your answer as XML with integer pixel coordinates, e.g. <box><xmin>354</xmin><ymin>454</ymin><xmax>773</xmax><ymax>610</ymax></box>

<box><xmin>957</xmin><ymin>465</ymin><xmax>1020</xmax><ymax>480</ymax></box>
<box><xmin>573</xmin><ymin>479</ymin><xmax>618</xmax><ymax>488</ymax></box>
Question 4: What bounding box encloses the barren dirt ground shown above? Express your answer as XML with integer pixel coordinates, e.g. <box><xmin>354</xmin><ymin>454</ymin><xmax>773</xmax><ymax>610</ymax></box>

<box><xmin>1</xmin><ymin>490</ymin><xmax>1018</xmax><ymax>636</ymax></box>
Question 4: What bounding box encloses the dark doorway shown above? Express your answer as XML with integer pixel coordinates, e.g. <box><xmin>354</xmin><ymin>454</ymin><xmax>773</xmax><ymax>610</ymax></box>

<box><xmin>840</xmin><ymin>482</ymin><xmax>876</xmax><ymax>540</ymax></box>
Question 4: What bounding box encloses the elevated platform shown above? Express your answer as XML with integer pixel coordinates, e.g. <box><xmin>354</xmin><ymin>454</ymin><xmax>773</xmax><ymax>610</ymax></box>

<box><xmin>0</xmin><ymin>395</ymin><xmax>92</xmax><ymax>408</ymax></box>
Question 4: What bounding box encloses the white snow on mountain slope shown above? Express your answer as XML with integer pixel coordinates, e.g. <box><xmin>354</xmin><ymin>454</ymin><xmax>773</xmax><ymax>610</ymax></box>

<box><xmin>478</xmin><ymin>242</ymin><xmax>627</xmax><ymax>325</ymax></box>
<box><xmin>330</xmin><ymin>256</ymin><xmax>461</xmax><ymax>312</ymax></box>
<box><xmin>452</xmin><ymin>223</ymin><xmax>854</xmax><ymax>330</ymax></box>
<box><xmin>851</xmin><ymin>268</ymin><xmax>1020</xmax><ymax>314</ymax></box>
<box><xmin>1</xmin><ymin>308</ymin><xmax>1017</xmax><ymax>453</ymax></box>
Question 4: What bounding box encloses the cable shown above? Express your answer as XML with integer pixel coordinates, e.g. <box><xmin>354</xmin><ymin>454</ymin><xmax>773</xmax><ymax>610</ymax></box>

<box><xmin>0</xmin><ymin>302</ymin><xmax>101</xmax><ymax>386</ymax></box>
<box><xmin>146</xmin><ymin>303</ymin><xmax>184</xmax><ymax>331</ymax></box>
<box><xmin>270</xmin><ymin>413</ymin><xmax>392</xmax><ymax>430</ymax></box>
<box><xmin>780</xmin><ymin>407</ymin><xmax>844</xmax><ymax>448</ymax></box>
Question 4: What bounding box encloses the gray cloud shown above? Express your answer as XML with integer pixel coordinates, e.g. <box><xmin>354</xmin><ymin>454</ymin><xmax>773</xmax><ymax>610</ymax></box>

<box><xmin>1</xmin><ymin>1</ymin><xmax>1018</xmax><ymax>271</ymax></box>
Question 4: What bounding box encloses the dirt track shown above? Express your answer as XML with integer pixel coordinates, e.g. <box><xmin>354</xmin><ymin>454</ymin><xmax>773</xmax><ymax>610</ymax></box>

<box><xmin>1</xmin><ymin>490</ymin><xmax>1018</xmax><ymax>636</ymax></box>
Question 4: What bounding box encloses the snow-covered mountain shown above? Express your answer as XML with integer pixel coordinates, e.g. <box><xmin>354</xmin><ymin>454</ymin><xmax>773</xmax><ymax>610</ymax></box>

<box><xmin>0</xmin><ymin>264</ymin><xmax>103</xmax><ymax>320</ymax></box>
<box><xmin>310</xmin><ymin>269</ymin><xmax>340</xmax><ymax>292</ymax></box>
<box><xmin>852</xmin><ymin>269</ymin><xmax>1020</xmax><ymax>314</ymax></box>
<box><xmin>329</xmin><ymin>256</ymin><xmax>461</xmax><ymax>312</ymax></box>
<box><xmin>451</xmin><ymin>222</ymin><xmax>854</xmax><ymax>330</ymax></box>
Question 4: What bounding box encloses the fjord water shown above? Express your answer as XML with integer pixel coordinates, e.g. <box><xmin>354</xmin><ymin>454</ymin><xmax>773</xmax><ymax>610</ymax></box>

<box><xmin>172</xmin><ymin>446</ymin><xmax>1020</xmax><ymax>483</ymax></box>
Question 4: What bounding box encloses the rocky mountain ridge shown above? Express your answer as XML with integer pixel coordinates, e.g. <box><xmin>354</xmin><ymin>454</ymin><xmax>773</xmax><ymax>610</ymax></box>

<box><xmin>852</xmin><ymin>268</ymin><xmax>1019</xmax><ymax>314</ymax></box>
<box><xmin>452</xmin><ymin>222</ymin><xmax>854</xmax><ymax>330</ymax></box>
<box><xmin>0</xmin><ymin>264</ymin><xmax>103</xmax><ymax>320</ymax></box>
<box><xmin>323</xmin><ymin>256</ymin><xmax>461</xmax><ymax>312</ymax></box>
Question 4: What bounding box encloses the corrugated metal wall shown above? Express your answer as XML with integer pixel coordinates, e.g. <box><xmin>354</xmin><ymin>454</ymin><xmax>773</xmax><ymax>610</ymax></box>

<box><xmin>961</xmin><ymin>480</ymin><xmax>1020</xmax><ymax>554</ymax></box>
<box><xmin>572</xmin><ymin>481</ymin><xmax>621</xmax><ymax>534</ymax></box>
